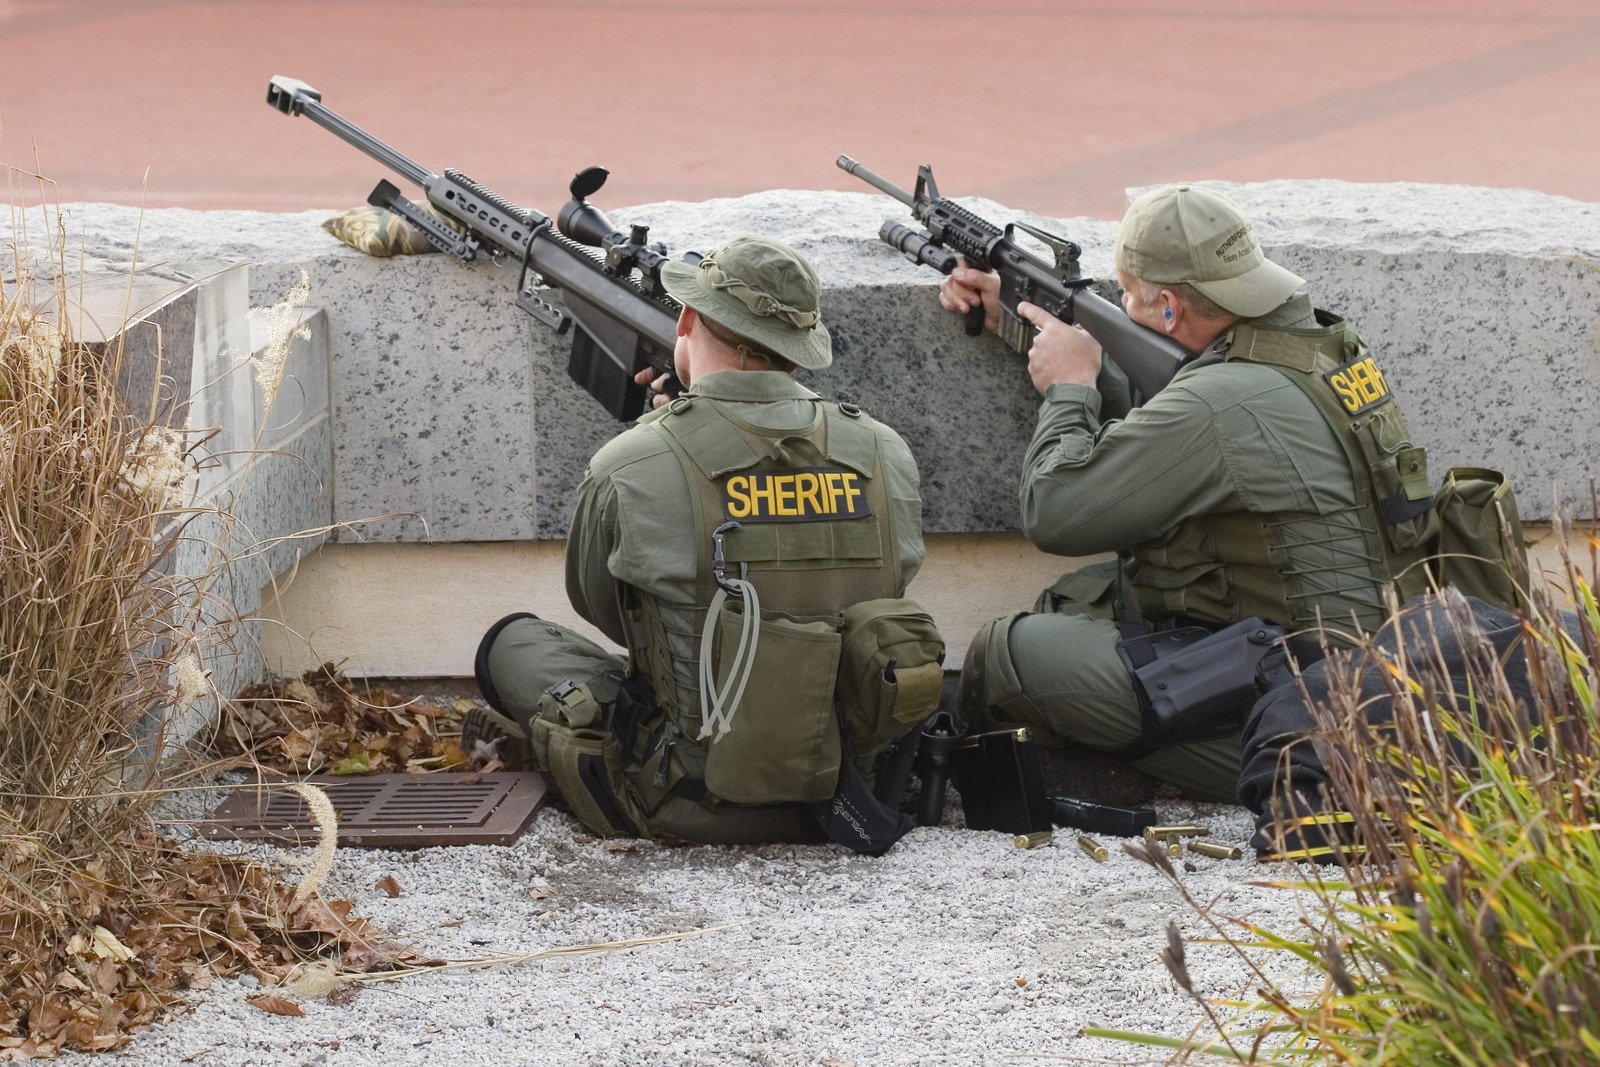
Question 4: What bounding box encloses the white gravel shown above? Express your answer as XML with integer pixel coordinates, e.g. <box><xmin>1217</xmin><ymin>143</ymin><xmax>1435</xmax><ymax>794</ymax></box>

<box><xmin>72</xmin><ymin>791</ymin><xmax>1325</xmax><ymax>1067</ymax></box>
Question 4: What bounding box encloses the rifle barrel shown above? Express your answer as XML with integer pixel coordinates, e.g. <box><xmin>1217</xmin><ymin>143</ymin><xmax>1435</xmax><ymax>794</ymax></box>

<box><xmin>836</xmin><ymin>155</ymin><xmax>915</xmax><ymax>207</ymax></box>
<box><xmin>267</xmin><ymin>76</ymin><xmax>433</xmax><ymax>189</ymax></box>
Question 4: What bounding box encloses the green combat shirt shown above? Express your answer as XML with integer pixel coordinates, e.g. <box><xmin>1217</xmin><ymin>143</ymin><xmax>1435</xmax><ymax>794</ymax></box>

<box><xmin>565</xmin><ymin>369</ymin><xmax>926</xmax><ymax>715</ymax></box>
<box><xmin>1019</xmin><ymin>295</ymin><xmax>1391</xmax><ymax>635</ymax></box>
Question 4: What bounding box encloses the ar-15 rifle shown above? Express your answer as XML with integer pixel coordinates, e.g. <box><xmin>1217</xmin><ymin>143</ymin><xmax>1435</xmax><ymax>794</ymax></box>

<box><xmin>837</xmin><ymin>156</ymin><xmax>1188</xmax><ymax>401</ymax></box>
<box><xmin>267</xmin><ymin>76</ymin><xmax>696</xmax><ymax>421</ymax></box>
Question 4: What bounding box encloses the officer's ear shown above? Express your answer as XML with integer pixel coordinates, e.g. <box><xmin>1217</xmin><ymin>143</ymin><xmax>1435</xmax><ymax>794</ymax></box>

<box><xmin>1160</xmin><ymin>290</ymin><xmax>1188</xmax><ymax>334</ymax></box>
<box><xmin>676</xmin><ymin>306</ymin><xmax>697</xmax><ymax>338</ymax></box>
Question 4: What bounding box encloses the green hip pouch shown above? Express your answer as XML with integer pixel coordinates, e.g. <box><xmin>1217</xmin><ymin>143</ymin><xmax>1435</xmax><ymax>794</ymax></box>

<box><xmin>837</xmin><ymin>597</ymin><xmax>945</xmax><ymax>749</ymax></box>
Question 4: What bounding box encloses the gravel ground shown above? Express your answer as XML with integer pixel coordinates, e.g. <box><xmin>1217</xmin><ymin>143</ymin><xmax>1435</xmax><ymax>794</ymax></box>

<box><xmin>71</xmin><ymin>784</ymin><xmax>1325</xmax><ymax>1067</ymax></box>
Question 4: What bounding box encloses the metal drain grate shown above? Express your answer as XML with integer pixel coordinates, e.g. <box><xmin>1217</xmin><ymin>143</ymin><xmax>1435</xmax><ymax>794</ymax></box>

<box><xmin>200</xmin><ymin>771</ymin><xmax>549</xmax><ymax>848</ymax></box>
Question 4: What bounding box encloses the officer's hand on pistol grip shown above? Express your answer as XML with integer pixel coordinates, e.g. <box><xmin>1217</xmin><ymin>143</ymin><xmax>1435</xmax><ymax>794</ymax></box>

<box><xmin>1018</xmin><ymin>301</ymin><xmax>1102</xmax><ymax>393</ymax></box>
<box><xmin>938</xmin><ymin>263</ymin><xmax>1001</xmax><ymax>335</ymax></box>
<box><xmin>634</xmin><ymin>366</ymin><xmax>675</xmax><ymax>409</ymax></box>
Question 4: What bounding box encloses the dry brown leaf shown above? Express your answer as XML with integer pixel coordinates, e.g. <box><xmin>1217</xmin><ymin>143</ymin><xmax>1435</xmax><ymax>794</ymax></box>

<box><xmin>284</xmin><ymin>962</ymin><xmax>345</xmax><ymax>1000</ymax></box>
<box><xmin>52</xmin><ymin>971</ymin><xmax>89</xmax><ymax>993</ymax></box>
<box><xmin>293</xmin><ymin>899</ymin><xmax>354</xmax><ymax>938</ymax></box>
<box><xmin>433</xmin><ymin>737</ymin><xmax>470</xmax><ymax>769</ymax></box>
<box><xmin>601</xmin><ymin>840</ymin><xmax>637</xmax><ymax>853</ymax></box>
<box><xmin>374</xmin><ymin>875</ymin><xmax>403</xmax><ymax>898</ymax></box>
<box><xmin>247</xmin><ymin>993</ymin><xmax>304</xmax><ymax>1017</ymax></box>
<box><xmin>527</xmin><ymin>884</ymin><xmax>557</xmax><ymax>900</ymax></box>
<box><xmin>327</xmin><ymin>983</ymin><xmax>362</xmax><ymax>1007</ymax></box>
<box><xmin>283</xmin><ymin>679</ymin><xmax>320</xmax><ymax>708</ymax></box>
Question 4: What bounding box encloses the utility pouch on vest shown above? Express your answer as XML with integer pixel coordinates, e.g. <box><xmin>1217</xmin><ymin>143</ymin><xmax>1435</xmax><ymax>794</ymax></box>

<box><xmin>1432</xmin><ymin>467</ymin><xmax>1528</xmax><ymax>613</ymax></box>
<box><xmin>702</xmin><ymin>602</ymin><xmax>842</xmax><ymax>805</ymax></box>
<box><xmin>1119</xmin><ymin>618</ymin><xmax>1288</xmax><ymax>746</ymax></box>
<box><xmin>532</xmin><ymin>680</ymin><xmax>651</xmax><ymax>840</ymax></box>
<box><xmin>837</xmin><ymin>598</ymin><xmax>945</xmax><ymax>750</ymax></box>
<box><xmin>1351</xmin><ymin>406</ymin><xmax>1438</xmax><ymax>553</ymax></box>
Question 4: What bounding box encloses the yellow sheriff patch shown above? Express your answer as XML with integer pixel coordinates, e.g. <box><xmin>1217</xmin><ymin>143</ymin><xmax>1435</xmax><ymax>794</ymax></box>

<box><xmin>1324</xmin><ymin>355</ymin><xmax>1390</xmax><ymax>415</ymax></box>
<box><xmin>723</xmin><ymin>468</ymin><xmax>870</xmax><ymax>523</ymax></box>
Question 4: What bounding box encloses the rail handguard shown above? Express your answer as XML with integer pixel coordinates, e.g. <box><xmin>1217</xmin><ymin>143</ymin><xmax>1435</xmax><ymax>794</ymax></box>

<box><xmin>837</xmin><ymin>155</ymin><xmax>1189</xmax><ymax>400</ymax></box>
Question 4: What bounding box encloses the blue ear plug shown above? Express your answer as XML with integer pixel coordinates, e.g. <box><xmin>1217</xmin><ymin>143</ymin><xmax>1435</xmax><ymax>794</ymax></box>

<box><xmin>1164</xmin><ymin>308</ymin><xmax>1173</xmax><ymax>320</ymax></box>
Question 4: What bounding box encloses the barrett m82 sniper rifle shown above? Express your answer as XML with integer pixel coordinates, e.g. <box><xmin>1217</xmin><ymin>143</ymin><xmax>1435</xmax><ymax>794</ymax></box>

<box><xmin>837</xmin><ymin>156</ymin><xmax>1188</xmax><ymax>401</ymax></box>
<box><xmin>267</xmin><ymin>75</ymin><xmax>697</xmax><ymax>421</ymax></box>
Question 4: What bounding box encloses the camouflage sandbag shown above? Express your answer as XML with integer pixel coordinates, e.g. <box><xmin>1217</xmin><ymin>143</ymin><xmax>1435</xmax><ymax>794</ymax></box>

<box><xmin>320</xmin><ymin>200</ymin><xmax>463</xmax><ymax>257</ymax></box>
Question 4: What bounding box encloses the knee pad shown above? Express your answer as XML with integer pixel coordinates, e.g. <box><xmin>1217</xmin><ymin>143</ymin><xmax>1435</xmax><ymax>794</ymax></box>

<box><xmin>473</xmin><ymin>612</ymin><xmax>540</xmax><ymax>715</ymax></box>
<box><xmin>956</xmin><ymin>612</ymin><xmax>1029</xmax><ymax>728</ymax></box>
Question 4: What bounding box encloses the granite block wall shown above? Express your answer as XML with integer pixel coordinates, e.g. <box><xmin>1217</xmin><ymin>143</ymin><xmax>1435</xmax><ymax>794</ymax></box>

<box><xmin>166</xmin><ymin>281</ymin><xmax>334</xmax><ymax>734</ymax></box>
<box><xmin>46</xmin><ymin>180</ymin><xmax>1600</xmax><ymax>551</ymax></box>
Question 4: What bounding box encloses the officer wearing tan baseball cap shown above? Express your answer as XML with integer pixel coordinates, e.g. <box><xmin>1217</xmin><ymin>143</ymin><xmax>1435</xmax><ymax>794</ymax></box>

<box><xmin>940</xmin><ymin>175</ymin><xmax>1441</xmax><ymax>838</ymax></box>
<box><xmin>1113</xmin><ymin>185</ymin><xmax>1305</xmax><ymax>318</ymax></box>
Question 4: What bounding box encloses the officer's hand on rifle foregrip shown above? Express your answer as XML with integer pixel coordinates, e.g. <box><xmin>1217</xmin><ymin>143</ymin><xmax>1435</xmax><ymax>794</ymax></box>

<box><xmin>938</xmin><ymin>264</ymin><xmax>1001</xmax><ymax>335</ymax></box>
<box><xmin>1017</xmin><ymin>301</ymin><xmax>1102</xmax><ymax>393</ymax></box>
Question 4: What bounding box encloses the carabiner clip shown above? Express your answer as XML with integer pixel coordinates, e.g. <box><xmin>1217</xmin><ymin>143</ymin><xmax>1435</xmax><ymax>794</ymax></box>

<box><xmin>711</xmin><ymin>520</ymin><xmax>747</xmax><ymax>595</ymax></box>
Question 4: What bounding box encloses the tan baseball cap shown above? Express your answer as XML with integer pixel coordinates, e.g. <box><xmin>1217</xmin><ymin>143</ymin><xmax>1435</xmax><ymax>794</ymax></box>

<box><xmin>1113</xmin><ymin>185</ymin><xmax>1305</xmax><ymax>318</ymax></box>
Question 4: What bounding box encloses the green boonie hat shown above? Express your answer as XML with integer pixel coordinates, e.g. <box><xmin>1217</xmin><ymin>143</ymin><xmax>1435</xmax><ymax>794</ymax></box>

<box><xmin>660</xmin><ymin>235</ymin><xmax>832</xmax><ymax>370</ymax></box>
<box><xmin>1114</xmin><ymin>185</ymin><xmax>1305</xmax><ymax>318</ymax></box>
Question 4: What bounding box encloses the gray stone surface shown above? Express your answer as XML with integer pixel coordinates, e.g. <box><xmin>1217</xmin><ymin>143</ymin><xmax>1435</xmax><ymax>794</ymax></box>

<box><xmin>167</xmin><ymin>275</ymin><xmax>334</xmax><ymax>738</ymax></box>
<box><xmin>40</xmin><ymin>181</ymin><xmax>1600</xmax><ymax>538</ymax></box>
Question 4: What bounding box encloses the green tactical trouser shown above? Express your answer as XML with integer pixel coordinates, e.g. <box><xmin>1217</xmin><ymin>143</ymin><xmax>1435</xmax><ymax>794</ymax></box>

<box><xmin>475</xmin><ymin>614</ymin><xmax>824</xmax><ymax>845</ymax></box>
<box><xmin>956</xmin><ymin>563</ymin><xmax>1241</xmax><ymax>803</ymax></box>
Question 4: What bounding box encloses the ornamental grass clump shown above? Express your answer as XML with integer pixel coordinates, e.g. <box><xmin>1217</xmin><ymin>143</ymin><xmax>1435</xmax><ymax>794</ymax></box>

<box><xmin>0</xmin><ymin>201</ymin><xmax>397</xmax><ymax>1058</ymax></box>
<box><xmin>1</xmin><ymin>235</ymin><xmax>202</xmax><ymax>864</ymax></box>
<box><xmin>1092</xmin><ymin>550</ymin><xmax>1600</xmax><ymax>1064</ymax></box>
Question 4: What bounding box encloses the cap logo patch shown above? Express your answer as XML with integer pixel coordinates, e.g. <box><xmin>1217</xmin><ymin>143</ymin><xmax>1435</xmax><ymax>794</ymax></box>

<box><xmin>723</xmin><ymin>468</ymin><xmax>870</xmax><ymax>523</ymax></box>
<box><xmin>1215</xmin><ymin>226</ymin><xmax>1257</xmax><ymax>264</ymax></box>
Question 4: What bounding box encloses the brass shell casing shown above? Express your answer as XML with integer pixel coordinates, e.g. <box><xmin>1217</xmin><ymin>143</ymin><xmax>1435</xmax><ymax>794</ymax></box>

<box><xmin>1188</xmin><ymin>840</ymin><xmax>1244</xmax><ymax>860</ymax></box>
<box><xmin>1014</xmin><ymin>831</ymin><xmax>1053</xmax><ymax>849</ymax></box>
<box><xmin>1143</xmin><ymin>825</ymin><xmax>1210</xmax><ymax>839</ymax></box>
<box><xmin>1077</xmin><ymin>835</ymin><xmax>1108</xmax><ymax>862</ymax></box>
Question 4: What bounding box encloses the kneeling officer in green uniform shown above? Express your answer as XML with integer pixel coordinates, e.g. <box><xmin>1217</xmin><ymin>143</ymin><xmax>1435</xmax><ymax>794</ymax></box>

<box><xmin>470</xmin><ymin>236</ymin><xmax>940</xmax><ymax>848</ymax></box>
<box><xmin>940</xmin><ymin>185</ymin><xmax>1438</xmax><ymax>802</ymax></box>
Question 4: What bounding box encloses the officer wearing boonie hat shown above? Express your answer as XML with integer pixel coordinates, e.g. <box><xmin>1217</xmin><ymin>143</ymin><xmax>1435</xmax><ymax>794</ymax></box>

<box><xmin>659</xmin><ymin>234</ymin><xmax>833</xmax><ymax>372</ymax></box>
<box><xmin>940</xmin><ymin>184</ymin><xmax>1437</xmax><ymax>818</ymax></box>
<box><xmin>469</xmin><ymin>234</ymin><xmax>930</xmax><ymax>847</ymax></box>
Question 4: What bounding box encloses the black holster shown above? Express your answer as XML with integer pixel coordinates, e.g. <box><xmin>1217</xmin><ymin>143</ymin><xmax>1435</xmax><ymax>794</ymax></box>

<box><xmin>1117</xmin><ymin>617</ymin><xmax>1291</xmax><ymax>752</ymax></box>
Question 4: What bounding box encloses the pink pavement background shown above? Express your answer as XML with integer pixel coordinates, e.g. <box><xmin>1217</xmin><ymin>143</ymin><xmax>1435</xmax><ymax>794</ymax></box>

<box><xmin>1</xmin><ymin>0</ymin><xmax>1596</xmax><ymax>219</ymax></box>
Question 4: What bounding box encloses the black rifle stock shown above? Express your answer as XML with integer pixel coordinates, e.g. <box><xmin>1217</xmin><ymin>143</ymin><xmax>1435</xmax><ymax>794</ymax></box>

<box><xmin>837</xmin><ymin>155</ymin><xmax>1188</xmax><ymax>400</ymax></box>
<box><xmin>267</xmin><ymin>76</ymin><xmax>697</xmax><ymax>421</ymax></box>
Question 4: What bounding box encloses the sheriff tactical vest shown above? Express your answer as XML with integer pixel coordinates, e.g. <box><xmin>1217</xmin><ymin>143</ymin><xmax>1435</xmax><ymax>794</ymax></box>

<box><xmin>632</xmin><ymin>394</ymin><xmax>903</xmax><ymax>736</ymax></box>
<box><xmin>1129</xmin><ymin>311</ymin><xmax>1436</xmax><ymax>635</ymax></box>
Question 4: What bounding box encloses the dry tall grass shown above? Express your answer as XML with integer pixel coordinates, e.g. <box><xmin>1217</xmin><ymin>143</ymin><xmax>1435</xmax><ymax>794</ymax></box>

<box><xmin>0</xmin><ymin>193</ymin><xmax>389</xmax><ymax>1057</ymax></box>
